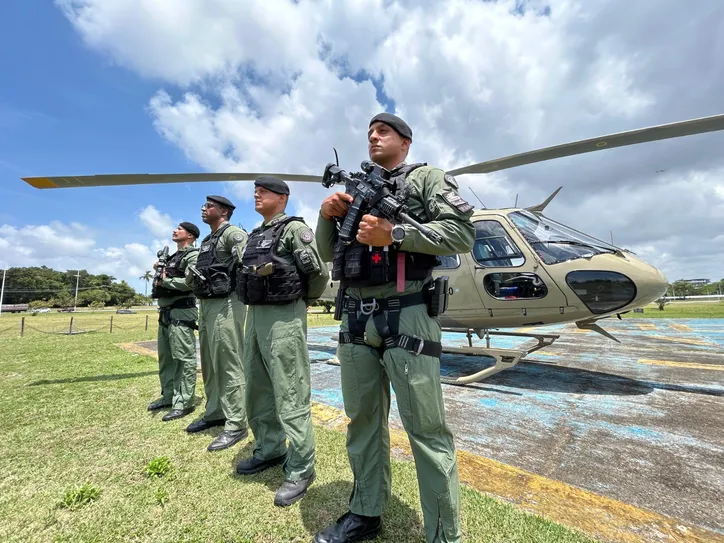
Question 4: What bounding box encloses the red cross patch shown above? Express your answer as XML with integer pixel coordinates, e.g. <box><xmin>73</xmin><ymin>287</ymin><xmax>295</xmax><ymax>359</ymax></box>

<box><xmin>371</xmin><ymin>252</ymin><xmax>382</xmax><ymax>264</ymax></box>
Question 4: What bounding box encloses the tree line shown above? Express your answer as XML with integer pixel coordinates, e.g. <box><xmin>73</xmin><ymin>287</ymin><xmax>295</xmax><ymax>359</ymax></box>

<box><xmin>1</xmin><ymin>266</ymin><xmax>147</xmax><ymax>309</ymax></box>
<box><xmin>667</xmin><ymin>279</ymin><xmax>724</xmax><ymax>298</ymax></box>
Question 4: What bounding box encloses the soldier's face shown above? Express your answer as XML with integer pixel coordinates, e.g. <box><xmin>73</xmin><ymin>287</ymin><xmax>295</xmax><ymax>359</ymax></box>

<box><xmin>368</xmin><ymin>122</ymin><xmax>410</xmax><ymax>164</ymax></box>
<box><xmin>254</xmin><ymin>187</ymin><xmax>285</xmax><ymax>215</ymax></box>
<box><xmin>201</xmin><ymin>200</ymin><xmax>224</xmax><ymax>224</ymax></box>
<box><xmin>172</xmin><ymin>226</ymin><xmax>192</xmax><ymax>242</ymax></box>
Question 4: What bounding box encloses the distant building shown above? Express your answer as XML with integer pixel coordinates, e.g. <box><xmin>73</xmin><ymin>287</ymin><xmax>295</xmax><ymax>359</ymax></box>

<box><xmin>681</xmin><ymin>278</ymin><xmax>710</xmax><ymax>286</ymax></box>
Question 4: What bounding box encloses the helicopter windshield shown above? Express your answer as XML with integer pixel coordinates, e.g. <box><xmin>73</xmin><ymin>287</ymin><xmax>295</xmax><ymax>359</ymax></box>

<box><xmin>508</xmin><ymin>210</ymin><xmax>619</xmax><ymax>265</ymax></box>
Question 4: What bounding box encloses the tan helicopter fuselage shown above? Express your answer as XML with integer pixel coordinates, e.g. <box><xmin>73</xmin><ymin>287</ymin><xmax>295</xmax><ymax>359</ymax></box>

<box><xmin>321</xmin><ymin>207</ymin><xmax>669</xmax><ymax>331</ymax></box>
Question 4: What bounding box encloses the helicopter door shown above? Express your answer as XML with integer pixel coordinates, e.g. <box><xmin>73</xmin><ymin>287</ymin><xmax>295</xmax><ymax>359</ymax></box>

<box><xmin>469</xmin><ymin>215</ymin><xmax>569</xmax><ymax>326</ymax></box>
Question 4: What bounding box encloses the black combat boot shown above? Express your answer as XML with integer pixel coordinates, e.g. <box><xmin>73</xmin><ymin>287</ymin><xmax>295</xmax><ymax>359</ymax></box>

<box><xmin>207</xmin><ymin>428</ymin><xmax>248</xmax><ymax>451</ymax></box>
<box><xmin>313</xmin><ymin>511</ymin><xmax>382</xmax><ymax>543</ymax></box>
<box><xmin>274</xmin><ymin>471</ymin><xmax>315</xmax><ymax>507</ymax></box>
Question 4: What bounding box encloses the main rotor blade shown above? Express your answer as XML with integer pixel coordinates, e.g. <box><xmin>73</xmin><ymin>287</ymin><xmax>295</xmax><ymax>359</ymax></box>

<box><xmin>21</xmin><ymin>171</ymin><xmax>323</xmax><ymax>189</ymax></box>
<box><xmin>446</xmin><ymin>112</ymin><xmax>724</xmax><ymax>176</ymax></box>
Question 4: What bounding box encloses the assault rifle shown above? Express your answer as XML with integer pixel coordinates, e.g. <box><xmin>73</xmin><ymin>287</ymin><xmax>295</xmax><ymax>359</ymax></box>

<box><xmin>322</xmin><ymin>160</ymin><xmax>444</xmax><ymax>318</ymax></box>
<box><xmin>150</xmin><ymin>246</ymin><xmax>170</xmax><ymax>298</ymax></box>
<box><xmin>321</xmin><ymin>160</ymin><xmax>443</xmax><ymax>245</ymax></box>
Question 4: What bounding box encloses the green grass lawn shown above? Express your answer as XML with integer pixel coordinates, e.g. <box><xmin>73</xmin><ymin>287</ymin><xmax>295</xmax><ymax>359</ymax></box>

<box><xmin>622</xmin><ymin>301</ymin><xmax>724</xmax><ymax>319</ymax></box>
<box><xmin>0</xmin><ymin>318</ymin><xmax>595</xmax><ymax>542</ymax></box>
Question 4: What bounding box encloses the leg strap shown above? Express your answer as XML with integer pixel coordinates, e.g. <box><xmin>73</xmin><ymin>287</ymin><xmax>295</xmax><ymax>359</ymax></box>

<box><xmin>339</xmin><ymin>291</ymin><xmax>441</xmax><ymax>358</ymax></box>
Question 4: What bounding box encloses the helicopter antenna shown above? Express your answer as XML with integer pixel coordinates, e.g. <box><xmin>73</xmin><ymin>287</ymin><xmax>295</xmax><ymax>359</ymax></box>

<box><xmin>526</xmin><ymin>186</ymin><xmax>562</xmax><ymax>214</ymax></box>
<box><xmin>333</xmin><ymin>147</ymin><xmax>340</xmax><ymax>166</ymax></box>
<box><xmin>469</xmin><ymin>188</ymin><xmax>486</xmax><ymax>209</ymax></box>
<box><xmin>610</xmin><ymin>231</ymin><xmax>614</xmax><ymax>245</ymax></box>
<box><xmin>514</xmin><ymin>194</ymin><xmax>519</xmax><ymax>207</ymax></box>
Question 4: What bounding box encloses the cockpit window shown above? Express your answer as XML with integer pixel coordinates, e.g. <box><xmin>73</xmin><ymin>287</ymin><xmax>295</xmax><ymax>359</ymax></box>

<box><xmin>472</xmin><ymin>220</ymin><xmax>525</xmax><ymax>267</ymax></box>
<box><xmin>509</xmin><ymin>210</ymin><xmax>619</xmax><ymax>265</ymax></box>
<box><xmin>435</xmin><ymin>254</ymin><xmax>460</xmax><ymax>269</ymax></box>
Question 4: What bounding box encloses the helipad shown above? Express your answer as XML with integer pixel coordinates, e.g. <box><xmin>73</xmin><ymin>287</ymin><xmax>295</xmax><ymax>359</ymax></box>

<box><xmin>133</xmin><ymin>318</ymin><xmax>724</xmax><ymax>542</ymax></box>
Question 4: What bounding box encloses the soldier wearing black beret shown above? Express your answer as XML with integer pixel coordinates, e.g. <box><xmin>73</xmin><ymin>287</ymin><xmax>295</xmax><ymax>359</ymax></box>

<box><xmin>184</xmin><ymin>194</ymin><xmax>250</xmax><ymax>452</ymax></box>
<box><xmin>235</xmin><ymin>175</ymin><xmax>329</xmax><ymax>508</ymax></box>
<box><xmin>314</xmin><ymin>112</ymin><xmax>474</xmax><ymax>543</ymax></box>
<box><xmin>148</xmin><ymin>220</ymin><xmax>201</xmax><ymax>421</ymax></box>
<box><xmin>254</xmin><ymin>175</ymin><xmax>290</xmax><ymax>195</ymax></box>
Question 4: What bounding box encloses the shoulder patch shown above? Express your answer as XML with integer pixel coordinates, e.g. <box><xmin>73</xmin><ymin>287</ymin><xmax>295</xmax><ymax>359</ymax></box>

<box><xmin>444</xmin><ymin>173</ymin><xmax>459</xmax><ymax>189</ymax></box>
<box><xmin>233</xmin><ymin>233</ymin><xmax>245</xmax><ymax>243</ymax></box>
<box><xmin>442</xmin><ymin>191</ymin><xmax>474</xmax><ymax>214</ymax></box>
<box><xmin>299</xmin><ymin>228</ymin><xmax>313</xmax><ymax>243</ymax></box>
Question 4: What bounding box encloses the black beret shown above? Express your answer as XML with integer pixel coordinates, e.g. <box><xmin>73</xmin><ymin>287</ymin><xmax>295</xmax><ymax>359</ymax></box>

<box><xmin>254</xmin><ymin>175</ymin><xmax>289</xmax><ymax>195</ymax></box>
<box><xmin>179</xmin><ymin>221</ymin><xmax>200</xmax><ymax>238</ymax></box>
<box><xmin>206</xmin><ymin>195</ymin><xmax>235</xmax><ymax>210</ymax></box>
<box><xmin>369</xmin><ymin>112</ymin><xmax>412</xmax><ymax>141</ymax></box>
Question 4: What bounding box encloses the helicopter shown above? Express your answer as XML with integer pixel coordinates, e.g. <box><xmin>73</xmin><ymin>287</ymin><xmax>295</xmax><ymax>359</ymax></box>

<box><xmin>20</xmin><ymin>112</ymin><xmax>724</xmax><ymax>385</ymax></box>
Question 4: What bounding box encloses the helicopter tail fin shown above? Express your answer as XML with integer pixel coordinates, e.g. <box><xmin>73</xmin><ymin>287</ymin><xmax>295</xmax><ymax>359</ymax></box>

<box><xmin>526</xmin><ymin>186</ymin><xmax>562</xmax><ymax>214</ymax></box>
<box><xmin>576</xmin><ymin>319</ymin><xmax>621</xmax><ymax>343</ymax></box>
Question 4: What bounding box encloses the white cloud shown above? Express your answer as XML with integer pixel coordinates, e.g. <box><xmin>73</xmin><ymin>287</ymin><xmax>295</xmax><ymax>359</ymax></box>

<box><xmin>138</xmin><ymin>204</ymin><xmax>176</xmax><ymax>239</ymax></box>
<box><xmin>53</xmin><ymin>0</ymin><xmax>724</xmax><ymax>282</ymax></box>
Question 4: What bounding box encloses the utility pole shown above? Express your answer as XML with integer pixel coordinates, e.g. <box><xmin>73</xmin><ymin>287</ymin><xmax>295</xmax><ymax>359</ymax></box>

<box><xmin>73</xmin><ymin>270</ymin><xmax>81</xmax><ymax>312</ymax></box>
<box><xmin>0</xmin><ymin>268</ymin><xmax>6</xmax><ymax>316</ymax></box>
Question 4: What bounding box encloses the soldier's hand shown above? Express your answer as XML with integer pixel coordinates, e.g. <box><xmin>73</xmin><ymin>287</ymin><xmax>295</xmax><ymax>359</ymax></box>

<box><xmin>320</xmin><ymin>192</ymin><xmax>353</xmax><ymax>220</ymax></box>
<box><xmin>357</xmin><ymin>215</ymin><xmax>393</xmax><ymax>246</ymax></box>
<box><xmin>152</xmin><ymin>261</ymin><xmax>158</xmax><ymax>270</ymax></box>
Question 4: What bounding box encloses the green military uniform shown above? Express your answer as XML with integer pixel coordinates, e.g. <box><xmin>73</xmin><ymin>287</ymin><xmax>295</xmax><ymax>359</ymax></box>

<box><xmin>237</xmin><ymin>211</ymin><xmax>329</xmax><ymax>486</ymax></box>
<box><xmin>155</xmin><ymin>246</ymin><xmax>199</xmax><ymax>412</ymax></box>
<box><xmin>315</xmin><ymin>164</ymin><xmax>475</xmax><ymax>543</ymax></box>
<box><xmin>191</xmin><ymin>220</ymin><xmax>249</xmax><ymax>434</ymax></box>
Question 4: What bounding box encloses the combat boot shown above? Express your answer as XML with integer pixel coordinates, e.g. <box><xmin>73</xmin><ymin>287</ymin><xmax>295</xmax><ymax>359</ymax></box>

<box><xmin>274</xmin><ymin>471</ymin><xmax>315</xmax><ymax>507</ymax></box>
<box><xmin>313</xmin><ymin>511</ymin><xmax>381</xmax><ymax>543</ymax></box>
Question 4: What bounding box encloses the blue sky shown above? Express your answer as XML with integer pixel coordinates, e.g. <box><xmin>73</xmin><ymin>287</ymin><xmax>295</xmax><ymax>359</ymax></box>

<box><xmin>0</xmin><ymin>1</ymin><xmax>254</xmax><ymax>251</ymax></box>
<box><xmin>1</xmin><ymin>0</ymin><xmax>722</xmax><ymax>292</ymax></box>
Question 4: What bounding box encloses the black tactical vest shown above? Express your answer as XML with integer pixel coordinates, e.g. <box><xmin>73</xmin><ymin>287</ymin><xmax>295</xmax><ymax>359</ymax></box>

<box><xmin>236</xmin><ymin>216</ymin><xmax>306</xmax><ymax>305</ymax></box>
<box><xmin>192</xmin><ymin>223</ymin><xmax>235</xmax><ymax>298</ymax></box>
<box><xmin>152</xmin><ymin>248</ymin><xmax>199</xmax><ymax>299</ymax></box>
<box><xmin>331</xmin><ymin>163</ymin><xmax>439</xmax><ymax>287</ymax></box>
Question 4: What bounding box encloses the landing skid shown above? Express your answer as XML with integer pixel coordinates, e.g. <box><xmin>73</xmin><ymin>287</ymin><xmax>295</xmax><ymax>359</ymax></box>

<box><xmin>324</xmin><ymin>327</ymin><xmax>559</xmax><ymax>386</ymax></box>
<box><xmin>440</xmin><ymin>328</ymin><xmax>559</xmax><ymax>385</ymax></box>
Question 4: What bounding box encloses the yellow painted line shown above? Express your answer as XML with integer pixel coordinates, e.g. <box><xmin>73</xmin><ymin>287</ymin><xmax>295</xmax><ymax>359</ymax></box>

<box><xmin>669</xmin><ymin>323</ymin><xmax>693</xmax><ymax>332</ymax></box>
<box><xmin>650</xmin><ymin>335</ymin><xmax>713</xmax><ymax>346</ymax></box>
<box><xmin>637</xmin><ymin>323</ymin><xmax>657</xmax><ymax>330</ymax></box>
<box><xmin>309</xmin><ymin>402</ymin><xmax>723</xmax><ymax>543</ymax></box>
<box><xmin>639</xmin><ymin>358</ymin><xmax>724</xmax><ymax>371</ymax></box>
<box><xmin>21</xmin><ymin>176</ymin><xmax>58</xmax><ymax>189</ymax></box>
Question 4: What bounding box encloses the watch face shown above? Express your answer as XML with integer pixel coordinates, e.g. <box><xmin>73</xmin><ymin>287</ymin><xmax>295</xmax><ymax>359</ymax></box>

<box><xmin>392</xmin><ymin>226</ymin><xmax>404</xmax><ymax>242</ymax></box>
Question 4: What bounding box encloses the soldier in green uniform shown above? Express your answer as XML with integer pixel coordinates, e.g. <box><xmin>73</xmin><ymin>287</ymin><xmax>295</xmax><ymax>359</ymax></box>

<box><xmin>186</xmin><ymin>195</ymin><xmax>250</xmax><ymax>452</ymax></box>
<box><xmin>313</xmin><ymin>113</ymin><xmax>475</xmax><ymax>543</ymax></box>
<box><xmin>147</xmin><ymin>221</ymin><xmax>200</xmax><ymax>421</ymax></box>
<box><xmin>235</xmin><ymin>176</ymin><xmax>329</xmax><ymax>507</ymax></box>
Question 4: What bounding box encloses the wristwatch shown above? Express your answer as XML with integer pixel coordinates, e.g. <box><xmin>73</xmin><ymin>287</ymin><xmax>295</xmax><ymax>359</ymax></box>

<box><xmin>391</xmin><ymin>224</ymin><xmax>406</xmax><ymax>247</ymax></box>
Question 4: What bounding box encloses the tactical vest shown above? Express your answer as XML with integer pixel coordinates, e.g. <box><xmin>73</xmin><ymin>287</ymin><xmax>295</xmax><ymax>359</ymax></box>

<box><xmin>192</xmin><ymin>223</ymin><xmax>235</xmax><ymax>298</ymax></box>
<box><xmin>236</xmin><ymin>216</ymin><xmax>306</xmax><ymax>305</ymax></box>
<box><xmin>331</xmin><ymin>163</ymin><xmax>439</xmax><ymax>287</ymax></box>
<box><xmin>152</xmin><ymin>248</ymin><xmax>199</xmax><ymax>299</ymax></box>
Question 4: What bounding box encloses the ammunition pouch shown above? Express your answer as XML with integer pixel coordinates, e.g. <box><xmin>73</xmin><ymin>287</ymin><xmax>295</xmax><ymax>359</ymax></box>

<box><xmin>424</xmin><ymin>275</ymin><xmax>450</xmax><ymax>317</ymax></box>
<box><xmin>332</xmin><ymin>239</ymin><xmax>436</xmax><ymax>288</ymax></box>
<box><xmin>191</xmin><ymin>270</ymin><xmax>232</xmax><ymax>299</ymax></box>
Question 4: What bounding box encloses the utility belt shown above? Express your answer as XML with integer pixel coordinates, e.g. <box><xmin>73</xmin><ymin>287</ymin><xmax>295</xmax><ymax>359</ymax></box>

<box><xmin>338</xmin><ymin>276</ymin><xmax>449</xmax><ymax>358</ymax></box>
<box><xmin>158</xmin><ymin>297</ymin><xmax>198</xmax><ymax>329</ymax></box>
